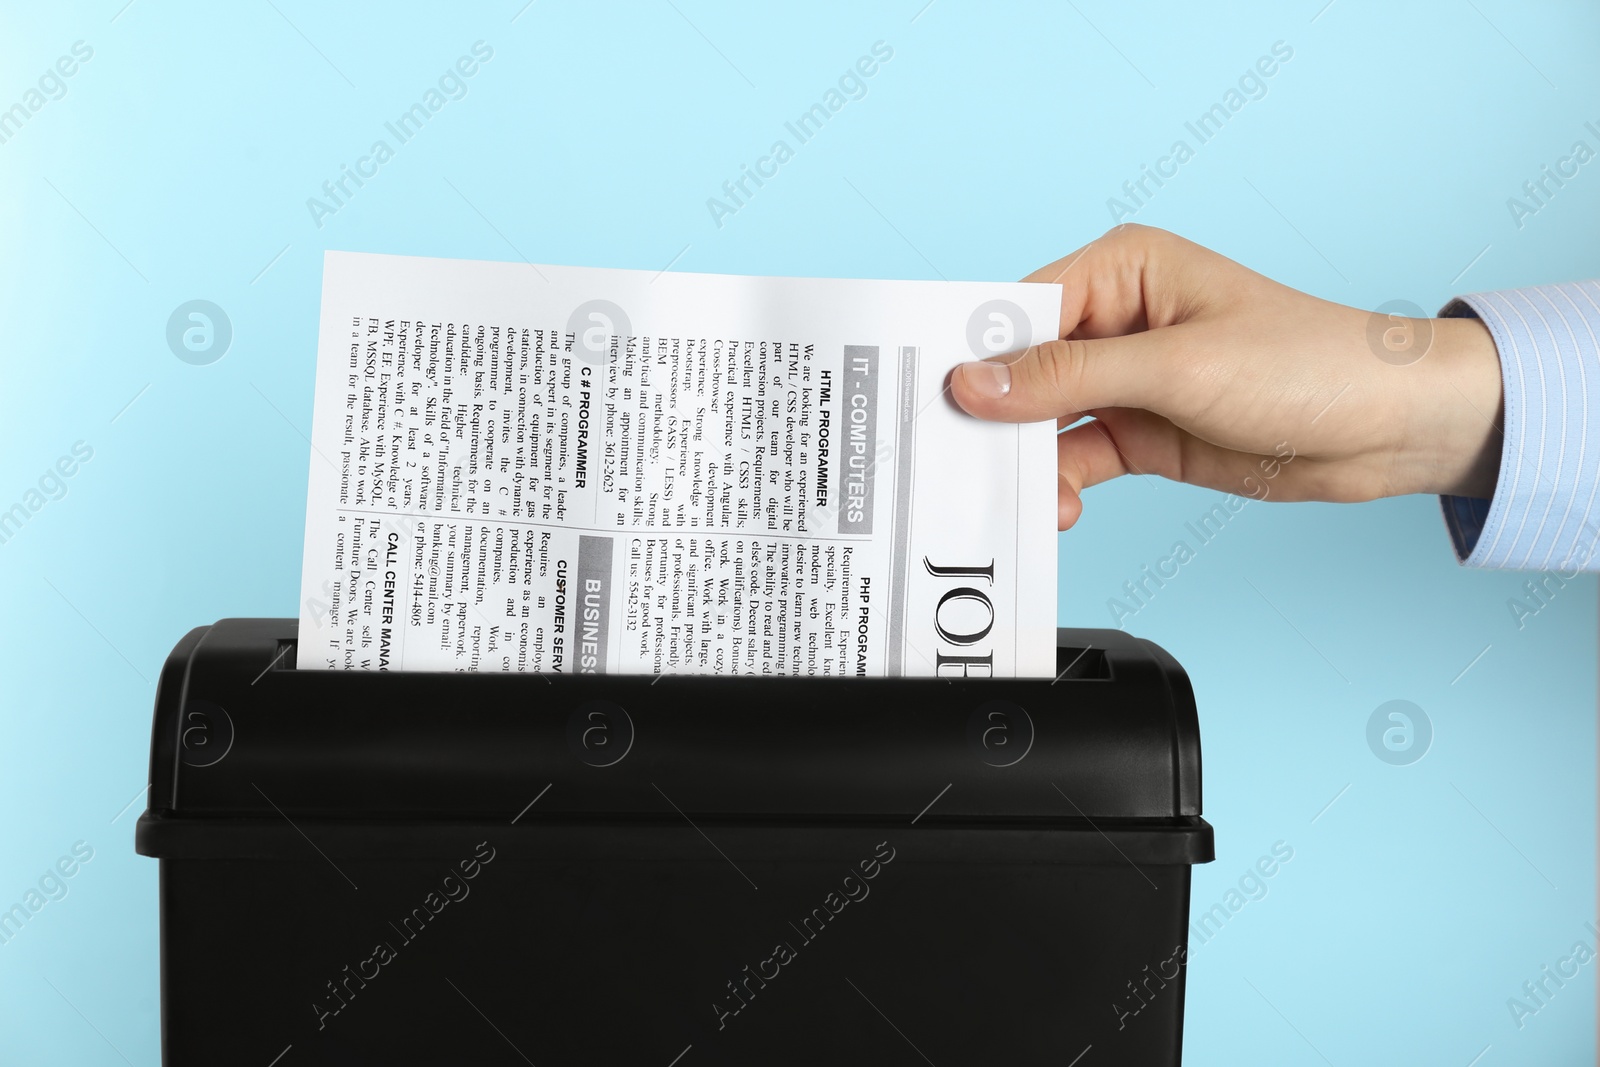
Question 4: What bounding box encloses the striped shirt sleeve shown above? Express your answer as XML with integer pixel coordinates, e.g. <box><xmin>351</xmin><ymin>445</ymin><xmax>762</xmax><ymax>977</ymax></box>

<box><xmin>1438</xmin><ymin>280</ymin><xmax>1600</xmax><ymax>571</ymax></box>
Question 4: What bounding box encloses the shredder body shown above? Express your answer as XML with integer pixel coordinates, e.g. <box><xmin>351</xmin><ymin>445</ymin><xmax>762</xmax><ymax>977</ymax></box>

<box><xmin>136</xmin><ymin>618</ymin><xmax>1214</xmax><ymax>1065</ymax></box>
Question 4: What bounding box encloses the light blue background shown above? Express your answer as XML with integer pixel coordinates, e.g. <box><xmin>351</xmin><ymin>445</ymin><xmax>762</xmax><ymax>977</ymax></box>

<box><xmin>2</xmin><ymin>1</ymin><xmax>1596</xmax><ymax>1064</ymax></box>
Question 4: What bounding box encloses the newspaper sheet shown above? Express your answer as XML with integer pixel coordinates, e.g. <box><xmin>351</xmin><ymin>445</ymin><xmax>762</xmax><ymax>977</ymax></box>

<box><xmin>297</xmin><ymin>251</ymin><xmax>1060</xmax><ymax>677</ymax></box>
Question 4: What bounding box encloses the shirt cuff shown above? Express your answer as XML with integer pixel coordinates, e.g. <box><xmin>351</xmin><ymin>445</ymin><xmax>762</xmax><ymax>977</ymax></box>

<box><xmin>1437</xmin><ymin>281</ymin><xmax>1600</xmax><ymax>571</ymax></box>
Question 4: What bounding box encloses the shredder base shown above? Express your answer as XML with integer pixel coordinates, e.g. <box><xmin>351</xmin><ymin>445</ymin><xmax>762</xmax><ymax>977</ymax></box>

<box><xmin>158</xmin><ymin>829</ymin><xmax>1195</xmax><ymax>1065</ymax></box>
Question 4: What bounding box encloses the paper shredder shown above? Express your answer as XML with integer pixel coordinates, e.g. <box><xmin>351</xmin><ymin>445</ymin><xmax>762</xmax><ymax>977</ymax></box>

<box><xmin>135</xmin><ymin>618</ymin><xmax>1214</xmax><ymax>1065</ymax></box>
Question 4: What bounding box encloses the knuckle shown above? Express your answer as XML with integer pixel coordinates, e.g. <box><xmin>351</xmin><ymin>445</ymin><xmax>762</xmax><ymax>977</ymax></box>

<box><xmin>1028</xmin><ymin>338</ymin><xmax>1089</xmax><ymax>409</ymax></box>
<box><xmin>1102</xmin><ymin>221</ymin><xmax>1165</xmax><ymax>245</ymax></box>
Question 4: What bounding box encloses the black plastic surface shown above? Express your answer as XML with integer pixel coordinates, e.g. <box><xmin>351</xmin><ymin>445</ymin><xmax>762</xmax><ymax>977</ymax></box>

<box><xmin>156</xmin><ymin>844</ymin><xmax>1198</xmax><ymax>1065</ymax></box>
<box><xmin>139</xmin><ymin>618</ymin><xmax>1204</xmax><ymax>824</ymax></box>
<box><xmin>135</xmin><ymin>618</ymin><xmax>1213</xmax><ymax>1066</ymax></box>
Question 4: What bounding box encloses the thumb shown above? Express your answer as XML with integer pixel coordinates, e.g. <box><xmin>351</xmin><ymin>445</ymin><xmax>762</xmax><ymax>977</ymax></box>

<box><xmin>950</xmin><ymin>327</ymin><xmax>1180</xmax><ymax>424</ymax></box>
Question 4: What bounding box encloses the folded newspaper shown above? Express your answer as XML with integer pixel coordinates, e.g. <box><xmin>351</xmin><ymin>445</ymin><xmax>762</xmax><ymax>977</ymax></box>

<box><xmin>297</xmin><ymin>252</ymin><xmax>1060</xmax><ymax>677</ymax></box>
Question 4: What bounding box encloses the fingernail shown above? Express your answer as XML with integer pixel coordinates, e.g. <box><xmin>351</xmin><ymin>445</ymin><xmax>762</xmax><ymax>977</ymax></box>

<box><xmin>961</xmin><ymin>359</ymin><xmax>1010</xmax><ymax>400</ymax></box>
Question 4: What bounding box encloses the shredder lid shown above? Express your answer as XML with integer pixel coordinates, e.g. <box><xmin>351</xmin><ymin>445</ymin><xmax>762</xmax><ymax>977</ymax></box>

<box><xmin>136</xmin><ymin>618</ymin><xmax>1204</xmax><ymax>826</ymax></box>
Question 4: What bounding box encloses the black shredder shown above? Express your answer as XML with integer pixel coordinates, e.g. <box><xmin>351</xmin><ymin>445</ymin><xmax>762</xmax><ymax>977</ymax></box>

<box><xmin>135</xmin><ymin>618</ymin><xmax>1214</xmax><ymax>1065</ymax></box>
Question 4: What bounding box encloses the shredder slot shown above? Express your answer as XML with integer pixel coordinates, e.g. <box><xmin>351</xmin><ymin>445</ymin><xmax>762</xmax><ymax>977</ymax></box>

<box><xmin>1053</xmin><ymin>645</ymin><xmax>1110</xmax><ymax>680</ymax></box>
<box><xmin>270</xmin><ymin>635</ymin><xmax>1109</xmax><ymax>681</ymax></box>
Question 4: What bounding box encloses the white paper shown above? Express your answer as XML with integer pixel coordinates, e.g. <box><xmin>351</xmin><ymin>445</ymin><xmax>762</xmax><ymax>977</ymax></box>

<box><xmin>297</xmin><ymin>252</ymin><xmax>1060</xmax><ymax>677</ymax></box>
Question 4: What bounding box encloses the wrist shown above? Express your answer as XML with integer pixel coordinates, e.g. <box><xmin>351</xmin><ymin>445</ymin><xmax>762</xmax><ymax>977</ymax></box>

<box><xmin>1408</xmin><ymin>315</ymin><xmax>1503</xmax><ymax>499</ymax></box>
